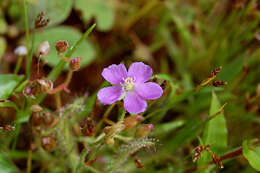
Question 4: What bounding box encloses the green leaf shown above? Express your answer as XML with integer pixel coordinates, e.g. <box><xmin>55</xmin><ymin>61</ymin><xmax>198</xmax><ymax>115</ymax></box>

<box><xmin>0</xmin><ymin>74</ymin><xmax>24</xmax><ymax>100</ymax></box>
<box><xmin>243</xmin><ymin>140</ymin><xmax>260</xmax><ymax>171</ymax></box>
<box><xmin>198</xmin><ymin>91</ymin><xmax>228</xmax><ymax>172</ymax></box>
<box><xmin>203</xmin><ymin>91</ymin><xmax>228</xmax><ymax>152</ymax></box>
<box><xmin>0</xmin><ymin>152</ymin><xmax>19</xmax><ymax>173</ymax></box>
<box><xmin>33</xmin><ymin>26</ymin><xmax>96</xmax><ymax>69</ymax></box>
<box><xmin>27</xmin><ymin>0</ymin><xmax>72</xmax><ymax>27</ymax></box>
<box><xmin>74</xmin><ymin>0</ymin><xmax>115</xmax><ymax>31</ymax></box>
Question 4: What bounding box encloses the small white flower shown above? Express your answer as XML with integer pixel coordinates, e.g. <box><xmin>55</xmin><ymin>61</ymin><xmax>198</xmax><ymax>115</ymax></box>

<box><xmin>14</xmin><ymin>46</ymin><xmax>27</xmax><ymax>56</ymax></box>
<box><xmin>37</xmin><ymin>41</ymin><xmax>50</xmax><ymax>56</ymax></box>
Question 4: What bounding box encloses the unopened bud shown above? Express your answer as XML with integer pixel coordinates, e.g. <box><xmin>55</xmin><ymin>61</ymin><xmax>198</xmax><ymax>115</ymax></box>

<box><xmin>30</xmin><ymin>105</ymin><xmax>43</xmax><ymax>112</ymax></box>
<box><xmin>37</xmin><ymin>41</ymin><xmax>50</xmax><ymax>56</ymax></box>
<box><xmin>14</xmin><ymin>46</ymin><xmax>27</xmax><ymax>56</ymax></box>
<box><xmin>41</xmin><ymin>136</ymin><xmax>56</xmax><ymax>152</ymax></box>
<box><xmin>135</xmin><ymin>124</ymin><xmax>154</xmax><ymax>138</ymax></box>
<box><xmin>70</xmin><ymin>57</ymin><xmax>81</xmax><ymax>71</ymax></box>
<box><xmin>56</xmin><ymin>40</ymin><xmax>69</xmax><ymax>53</ymax></box>
<box><xmin>123</xmin><ymin>115</ymin><xmax>144</xmax><ymax>130</ymax></box>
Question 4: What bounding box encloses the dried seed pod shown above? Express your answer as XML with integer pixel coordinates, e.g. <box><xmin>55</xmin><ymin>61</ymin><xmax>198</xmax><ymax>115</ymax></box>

<box><xmin>70</xmin><ymin>57</ymin><xmax>81</xmax><ymax>71</ymax></box>
<box><xmin>123</xmin><ymin>115</ymin><xmax>144</xmax><ymax>130</ymax></box>
<box><xmin>135</xmin><ymin>124</ymin><xmax>154</xmax><ymax>138</ymax></box>
<box><xmin>193</xmin><ymin>145</ymin><xmax>204</xmax><ymax>162</ymax></box>
<box><xmin>56</xmin><ymin>40</ymin><xmax>69</xmax><ymax>53</ymax></box>
<box><xmin>41</xmin><ymin>136</ymin><xmax>56</xmax><ymax>152</ymax></box>
<box><xmin>30</xmin><ymin>105</ymin><xmax>43</xmax><ymax>112</ymax></box>
<box><xmin>37</xmin><ymin>41</ymin><xmax>50</xmax><ymax>56</ymax></box>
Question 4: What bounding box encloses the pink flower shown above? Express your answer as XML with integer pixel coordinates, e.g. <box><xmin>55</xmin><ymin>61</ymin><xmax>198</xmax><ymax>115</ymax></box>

<box><xmin>97</xmin><ymin>62</ymin><xmax>163</xmax><ymax>114</ymax></box>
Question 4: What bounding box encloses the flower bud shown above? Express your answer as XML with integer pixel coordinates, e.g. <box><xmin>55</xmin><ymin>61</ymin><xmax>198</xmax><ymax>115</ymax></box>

<box><xmin>123</xmin><ymin>115</ymin><xmax>144</xmax><ymax>130</ymax></box>
<box><xmin>37</xmin><ymin>41</ymin><xmax>50</xmax><ymax>56</ymax></box>
<box><xmin>14</xmin><ymin>46</ymin><xmax>27</xmax><ymax>56</ymax></box>
<box><xmin>70</xmin><ymin>57</ymin><xmax>81</xmax><ymax>71</ymax></box>
<box><xmin>30</xmin><ymin>105</ymin><xmax>43</xmax><ymax>112</ymax></box>
<box><xmin>55</xmin><ymin>40</ymin><xmax>69</xmax><ymax>53</ymax></box>
<box><xmin>41</xmin><ymin>136</ymin><xmax>56</xmax><ymax>152</ymax></box>
<box><xmin>135</xmin><ymin>124</ymin><xmax>154</xmax><ymax>138</ymax></box>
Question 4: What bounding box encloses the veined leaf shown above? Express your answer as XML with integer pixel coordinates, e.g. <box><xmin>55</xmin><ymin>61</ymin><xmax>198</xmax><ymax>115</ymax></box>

<box><xmin>243</xmin><ymin>140</ymin><xmax>260</xmax><ymax>171</ymax></box>
<box><xmin>0</xmin><ymin>74</ymin><xmax>24</xmax><ymax>100</ymax></box>
<box><xmin>0</xmin><ymin>152</ymin><xmax>19</xmax><ymax>173</ymax></box>
<box><xmin>198</xmin><ymin>91</ymin><xmax>228</xmax><ymax>172</ymax></box>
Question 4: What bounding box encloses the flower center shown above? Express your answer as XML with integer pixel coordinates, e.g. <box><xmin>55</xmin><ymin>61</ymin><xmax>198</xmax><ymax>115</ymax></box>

<box><xmin>123</xmin><ymin>77</ymin><xmax>134</xmax><ymax>92</ymax></box>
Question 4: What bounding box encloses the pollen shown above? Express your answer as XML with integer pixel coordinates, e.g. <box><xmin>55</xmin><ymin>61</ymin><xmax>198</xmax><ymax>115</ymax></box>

<box><xmin>123</xmin><ymin>77</ymin><xmax>134</xmax><ymax>92</ymax></box>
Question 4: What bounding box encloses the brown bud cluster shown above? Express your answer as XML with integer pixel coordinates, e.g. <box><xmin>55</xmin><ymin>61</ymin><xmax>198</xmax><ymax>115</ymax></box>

<box><xmin>70</xmin><ymin>57</ymin><xmax>81</xmax><ymax>71</ymax></box>
<box><xmin>55</xmin><ymin>40</ymin><xmax>69</xmax><ymax>53</ymax></box>
<box><xmin>35</xmin><ymin>12</ymin><xmax>50</xmax><ymax>28</ymax></box>
<box><xmin>29</xmin><ymin>105</ymin><xmax>55</xmax><ymax>128</ymax></box>
<box><xmin>193</xmin><ymin>144</ymin><xmax>224</xmax><ymax>169</ymax></box>
<box><xmin>212</xmin><ymin>80</ymin><xmax>227</xmax><ymax>87</ymax></box>
<box><xmin>193</xmin><ymin>144</ymin><xmax>210</xmax><ymax>162</ymax></box>
<box><xmin>209</xmin><ymin>66</ymin><xmax>222</xmax><ymax>78</ymax></box>
<box><xmin>134</xmin><ymin>157</ymin><xmax>144</xmax><ymax>168</ymax></box>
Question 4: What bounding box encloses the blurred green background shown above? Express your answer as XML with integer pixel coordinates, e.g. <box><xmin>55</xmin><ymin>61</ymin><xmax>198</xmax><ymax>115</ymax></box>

<box><xmin>0</xmin><ymin>0</ymin><xmax>260</xmax><ymax>172</ymax></box>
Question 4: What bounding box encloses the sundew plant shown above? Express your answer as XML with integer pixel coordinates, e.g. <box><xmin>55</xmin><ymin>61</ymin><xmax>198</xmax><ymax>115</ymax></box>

<box><xmin>1</xmin><ymin>0</ymin><xmax>260</xmax><ymax>173</ymax></box>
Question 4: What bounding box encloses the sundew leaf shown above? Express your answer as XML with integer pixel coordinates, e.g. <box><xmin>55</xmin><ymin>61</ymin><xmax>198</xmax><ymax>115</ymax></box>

<box><xmin>198</xmin><ymin>91</ymin><xmax>228</xmax><ymax>172</ymax></box>
<box><xmin>74</xmin><ymin>0</ymin><xmax>115</xmax><ymax>31</ymax></box>
<box><xmin>242</xmin><ymin>140</ymin><xmax>260</xmax><ymax>171</ymax></box>
<box><xmin>33</xmin><ymin>26</ymin><xmax>95</xmax><ymax>69</ymax></box>
<box><xmin>0</xmin><ymin>152</ymin><xmax>19</xmax><ymax>173</ymax></box>
<box><xmin>0</xmin><ymin>74</ymin><xmax>24</xmax><ymax>100</ymax></box>
<box><xmin>27</xmin><ymin>0</ymin><xmax>72</xmax><ymax>27</ymax></box>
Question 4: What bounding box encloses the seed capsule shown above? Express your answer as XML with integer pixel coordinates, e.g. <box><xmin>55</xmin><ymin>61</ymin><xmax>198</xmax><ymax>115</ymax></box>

<box><xmin>135</xmin><ymin>124</ymin><xmax>154</xmax><ymax>138</ymax></box>
<box><xmin>123</xmin><ymin>115</ymin><xmax>144</xmax><ymax>130</ymax></box>
<box><xmin>41</xmin><ymin>136</ymin><xmax>56</xmax><ymax>152</ymax></box>
<box><xmin>30</xmin><ymin>105</ymin><xmax>43</xmax><ymax>112</ymax></box>
<box><xmin>42</xmin><ymin>112</ymin><xmax>55</xmax><ymax>126</ymax></box>
<box><xmin>56</xmin><ymin>40</ymin><xmax>69</xmax><ymax>53</ymax></box>
<box><xmin>29</xmin><ymin>112</ymin><xmax>43</xmax><ymax>127</ymax></box>
<box><xmin>70</xmin><ymin>57</ymin><xmax>81</xmax><ymax>71</ymax></box>
<box><xmin>37</xmin><ymin>41</ymin><xmax>50</xmax><ymax>56</ymax></box>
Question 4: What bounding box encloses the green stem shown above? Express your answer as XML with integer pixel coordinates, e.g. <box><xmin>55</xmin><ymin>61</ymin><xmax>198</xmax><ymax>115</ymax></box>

<box><xmin>14</xmin><ymin>56</ymin><xmax>23</xmax><ymax>74</ymax></box>
<box><xmin>118</xmin><ymin>109</ymin><xmax>126</xmax><ymax>121</ymax></box>
<box><xmin>26</xmin><ymin>149</ymin><xmax>32</xmax><ymax>173</ymax></box>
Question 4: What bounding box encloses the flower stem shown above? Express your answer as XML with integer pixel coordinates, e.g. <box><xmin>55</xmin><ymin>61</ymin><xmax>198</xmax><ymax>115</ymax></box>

<box><xmin>14</xmin><ymin>56</ymin><xmax>23</xmax><ymax>74</ymax></box>
<box><xmin>26</xmin><ymin>149</ymin><xmax>32</xmax><ymax>173</ymax></box>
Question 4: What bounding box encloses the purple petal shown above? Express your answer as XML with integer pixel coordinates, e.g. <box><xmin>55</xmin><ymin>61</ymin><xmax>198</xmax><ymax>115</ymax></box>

<box><xmin>124</xmin><ymin>91</ymin><xmax>147</xmax><ymax>114</ymax></box>
<box><xmin>102</xmin><ymin>64</ymin><xmax>127</xmax><ymax>85</ymax></box>
<box><xmin>135</xmin><ymin>82</ymin><xmax>163</xmax><ymax>100</ymax></box>
<box><xmin>127</xmin><ymin>62</ymin><xmax>153</xmax><ymax>83</ymax></box>
<box><xmin>97</xmin><ymin>86</ymin><xmax>123</xmax><ymax>104</ymax></box>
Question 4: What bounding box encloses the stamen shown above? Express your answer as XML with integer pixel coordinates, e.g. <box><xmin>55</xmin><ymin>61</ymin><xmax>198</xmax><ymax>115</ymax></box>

<box><xmin>123</xmin><ymin>77</ymin><xmax>134</xmax><ymax>91</ymax></box>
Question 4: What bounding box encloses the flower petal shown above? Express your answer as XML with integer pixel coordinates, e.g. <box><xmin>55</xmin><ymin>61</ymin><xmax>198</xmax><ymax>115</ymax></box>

<box><xmin>127</xmin><ymin>62</ymin><xmax>153</xmax><ymax>83</ymax></box>
<box><xmin>102</xmin><ymin>64</ymin><xmax>127</xmax><ymax>84</ymax></box>
<box><xmin>135</xmin><ymin>82</ymin><xmax>163</xmax><ymax>100</ymax></box>
<box><xmin>97</xmin><ymin>86</ymin><xmax>123</xmax><ymax>104</ymax></box>
<box><xmin>124</xmin><ymin>91</ymin><xmax>147</xmax><ymax>114</ymax></box>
